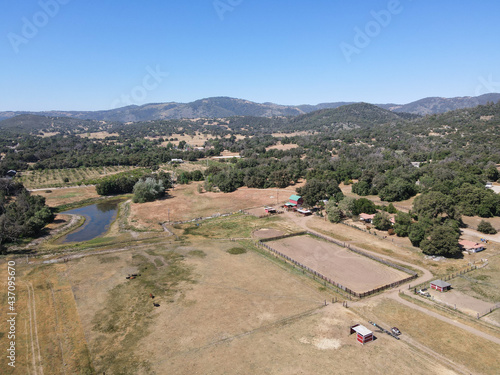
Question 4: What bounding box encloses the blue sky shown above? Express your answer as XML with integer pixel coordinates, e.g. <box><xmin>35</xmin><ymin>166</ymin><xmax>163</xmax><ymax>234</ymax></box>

<box><xmin>1</xmin><ymin>0</ymin><xmax>500</xmax><ymax>111</ymax></box>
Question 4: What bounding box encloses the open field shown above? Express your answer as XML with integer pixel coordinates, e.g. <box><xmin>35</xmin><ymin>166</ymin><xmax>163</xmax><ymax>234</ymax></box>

<box><xmin>267</xmin><ymin>235</ymin><xmax>410</xmax><ymax>293</ymax></box>
<box><xmin>19</xmin><ymin>165</ymin><xmax>136</xmax><ymax>189</ymax></box>
<box><xmin>266</xmin><ymin>142</ymin><xmax>299</xmax><ymax>151</ymax></box>
<box><xmin>0</xmin><ymin>236</ymin><xmax>470</xmax><ymax>375</ymax></box>
<box><xmin>32</xmin><ymin>186</ymin><xmax>99</xmax><ymax>207</ymax></box>
<box><xmin>77</xmin><ymin>131</ymin><xmax>120</xmax><ymax>139</ymax></box>
<box><xmin>339</xmin><ymin>182</ymin><xmax>417</xmax><ymax>212</ymax></box>
<box><xmin>130</xmin><ymin>183</ymin><xmax>301</xmax><ymax>229</ymax></box>
<box><xmin>0</xmin><ymin>261</ymin><xmax>94</xmax><ymax>374</ymax></box>
<box><xmin>355</xmin><ymin>298</ymin><xmax>500</xmax><ymax>375</ymax></box>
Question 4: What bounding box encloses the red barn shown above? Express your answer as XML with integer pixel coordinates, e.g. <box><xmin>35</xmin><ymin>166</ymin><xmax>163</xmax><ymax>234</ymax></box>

<box><xmin>289</xmin><ymin>194</ymin><xmax>303</xmax><ymax>206</ymax></box>
<box><xmin>284</xmin><ymin>195</ymin><xmax>303</xmax><ymax>210</ymax></box>
<box><xmin>430</xmin><ymin>279</ymin><xmax>451</xmax><ymax>292</ymax></box>
<box><xmin>350</xmin><ymin>324</ymin><xmax>373</xmax><ymax>345</ymax></box>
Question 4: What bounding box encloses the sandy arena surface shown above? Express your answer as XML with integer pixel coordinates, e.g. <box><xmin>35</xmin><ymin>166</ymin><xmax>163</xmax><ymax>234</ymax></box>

<box><xmin>268</xmin><ymin>235</ymin><xmax>410</xmax><ymax>293</ymax></box>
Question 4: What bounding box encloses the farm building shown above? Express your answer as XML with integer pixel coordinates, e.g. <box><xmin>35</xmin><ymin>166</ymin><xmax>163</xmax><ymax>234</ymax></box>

<box><xmin>359</xmin><ymin>213</ymin><xmax>376</xmax><ymax>223</ymax></box>
<box><xmin>284</xmin><ymin>195</ymin><xmax>303</xmax><ymax>209</ymax></box>
<box><xmin>6</xmin><ymin>170</ymin><xmax>17</xmax><ymax>178</ymax></box>
<box><xmin>265</xmin><ymin>207</ymin><xmax>276</xmax><ymax>214</ymax></box>
<box><xmin>297</xmin><ymin>208</ymin><xmax>312</xmax><ymax>216</ymax></box>
<box><xmin>430</xmin><ymin>280</ymin><xmax>451</xmax><ymax>292</ymax></box>
<box><xmin>350</xmin><ymin>324</ymin><xmax>374</xmax><ymax>345</ymax></box>
<box><xmin>459</xmin><ymin>240</ymin><xmax>485</xmax><ymax>253</ymax></box>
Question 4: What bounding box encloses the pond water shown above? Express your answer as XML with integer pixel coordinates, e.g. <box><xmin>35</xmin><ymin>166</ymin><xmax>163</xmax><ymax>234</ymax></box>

<box><xmin>59</xmin><ymin>200</ymin><xmax>120</xmax><ymax>243</ymax></box>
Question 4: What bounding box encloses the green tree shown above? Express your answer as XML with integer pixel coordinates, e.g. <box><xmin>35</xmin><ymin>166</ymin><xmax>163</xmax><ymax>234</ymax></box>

<box><xmin>394</xmin><ymin>212</ymin><xmax>412</xmax><ymax>237</ymax></box>
<box><xmin>353</xmin><ymin>198</ymin><xmax>377</xmax><ymax>215</ymax></box>
<box><xmin>372</xmin><ymin>212</ymin><xmax>392</xmax><ymax>231</ymax></box>
<box><xmin>408</xmin><ymin>222</ymin><xmax>426</xmax><ymax>247</ymax></box>
<box><xmin>326</xmin><ymin>199</ymin><xmax>343</xmax><ymax>223</ymax></box>
<box><xmin>338</xmin><ymin>196</ymin><xmax>356</xmax><ymax>218</ymax></box>
<box><xmin>133</xmin><ymin>178</ymin><xmax>165</xmax><ymax>203</ymax></box>
<box><xmin>477</xmin><ymin>220</ymin><xmax>497</xmax><ymax>234</ymax></box>
<box><xmin>420</xmin><ymin>226</ymin><xmax>461</xmax><ymax>257</ymax></box>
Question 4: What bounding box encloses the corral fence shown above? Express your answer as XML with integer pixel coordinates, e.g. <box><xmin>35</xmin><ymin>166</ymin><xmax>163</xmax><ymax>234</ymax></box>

<box><xmin>477</xmin><ymin>302</ymin><xmax>500</xmax><ymax>319</ymax></box>
<box><xmin>242</xmin><ymin>209</ymin><xmax>285</xmax><ymax>219</ymax></box>
<box><xmin>258</xmin><ymin>231</ymin><xmax>418</xmax><ymax>299</ymax></box>
<box><xmin>412</xmin><ymin>260</ymin><xmax>488</xmax><ymax>293</ymax></box>
<box><xmin>166</xmin><ymin>210</ymin><xmax>246</xmax><ymax>225</ymax></box>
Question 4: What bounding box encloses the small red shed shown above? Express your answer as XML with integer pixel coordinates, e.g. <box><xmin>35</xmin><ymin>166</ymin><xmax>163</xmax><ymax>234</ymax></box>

<box><xmin>430</xmin><ymin>279</ymin><xmax>451</xmax><ymax>292</ymax></box>
<box><xmin>350</xmin><ymin>324</ymin><xmax>373</xmax><ymax>345</ymax></box>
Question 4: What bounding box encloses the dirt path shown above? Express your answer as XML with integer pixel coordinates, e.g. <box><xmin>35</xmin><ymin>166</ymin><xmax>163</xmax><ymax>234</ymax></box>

<box><xmin>28</xmin><ymin>185</ymin><xmax>94</xmax><ymax>192</ymax></box>
<box><xmin>392</xmin><ymin>292</ymin><xmax>500</xmax><ymax>345</ymax></box>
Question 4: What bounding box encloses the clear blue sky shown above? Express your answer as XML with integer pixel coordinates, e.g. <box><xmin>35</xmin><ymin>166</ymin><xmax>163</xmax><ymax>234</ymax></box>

<box><xmin>1</xmin><ymin>0</ymin><xmax>500</xmax><ymax>111</ymax></box>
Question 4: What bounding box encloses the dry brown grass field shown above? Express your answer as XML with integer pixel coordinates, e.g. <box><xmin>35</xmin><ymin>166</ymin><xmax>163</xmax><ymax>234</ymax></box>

<box><xmin>32</xmin><ymin>186</ymin><xmax>99</xmax><ymax>207</ymax></box>
<box><xmin>3</xmin><ymin>182</ymin><xmax>500</xmax><ymax>374</ymax></box>
<box><xmin>0</xmin><ymin>237</ymin><xmax>475</xmax><ymax>375</ymax></box>
<box><xmin>130</xmin><ymin>183</ymin><xmax>301</xmax><ymax>229</ymax></box>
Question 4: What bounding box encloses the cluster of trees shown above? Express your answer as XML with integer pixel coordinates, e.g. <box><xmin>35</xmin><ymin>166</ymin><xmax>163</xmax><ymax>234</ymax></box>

<box><xmin>0</xmin><ymin>179</ymin><xmax>53</xmax><ymax>251</ymax></box>
<box><xmin>96</xmin><ymin>170</ymin><xmax>172</xmax><ymax>196</ymax></box>
<box><xmin>133</xmin><ymin>178</ymin><xmax>166</xmax><ymax>203</ymax></box>
<box><xmin>325</xmin><ymin>197</ymin><xmax>378</xmax><ymax>223</ymax></box>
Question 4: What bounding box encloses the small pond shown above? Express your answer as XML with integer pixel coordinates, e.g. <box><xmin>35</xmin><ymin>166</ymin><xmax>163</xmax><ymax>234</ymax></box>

<box><xmin>59</xmin><ymin>200</ymin><xmax>121</xmax><ymax>243</ymax></box>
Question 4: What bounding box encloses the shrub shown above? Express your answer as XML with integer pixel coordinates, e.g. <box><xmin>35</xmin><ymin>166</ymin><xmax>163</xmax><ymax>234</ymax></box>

<box><xmin>477</xmin><ymin>220</ymin><xmax>497</xmax><ymax>234</ymax></box>
<box><xmin>227</xmin><ymin>247</ymin><xmax>247</xmax><ymax>255</ymax></box>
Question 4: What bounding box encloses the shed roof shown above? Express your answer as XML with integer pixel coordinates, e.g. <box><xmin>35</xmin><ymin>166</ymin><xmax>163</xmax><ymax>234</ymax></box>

<box><xmin>352</xmin><ymin>325</ymin><xmax>372</xmax><ymax>336</ymax></box>
<box><xmin>359</xmin><ymin>213</ymin><xmax>376</xmax><ymax>220</ymax></box>
<box><xmin>431</xmin><ymin>279</ymin><xmax>451</xmax><ymax>288</ymax></box>
<box><xmin>289</xmin><ymin>195</ymin><xmax>302</xmax><ymax>201</ymax></box>
<box><xmin>459</xmin><ymin>240</ymin><xmax>484</xmax><ymax>249</ymax></box>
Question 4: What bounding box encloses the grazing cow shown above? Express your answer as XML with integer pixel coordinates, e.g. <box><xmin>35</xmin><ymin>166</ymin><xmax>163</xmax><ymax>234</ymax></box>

<box><xmin>153</xmin><ymin>303</ymin><xmax>160</xmax><ymax>307</ymax></box>
<box><xmin>149</xmin><ymin>293</ymin><xmax>155</xmax><ymax>299</ymax></box>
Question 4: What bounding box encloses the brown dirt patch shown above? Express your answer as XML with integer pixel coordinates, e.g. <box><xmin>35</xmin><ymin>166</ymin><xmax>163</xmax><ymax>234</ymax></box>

<box><xmin>253</xmin><ymin>228</ymin><xmax>285</xmax><ymax>238</ymax></box>
<box><xmin>268</xmin><ymin>235</ymin><xmax>410</xmax><ymax>293</ymax></box>
<box><xmin>77</xmin><ymin>131</ymin><xmax>119</xmax><ymax>139</ymax></box>
<box><xmin>428</xmin><ymin>288</ymin><xmax>496</xmax><ymax>315</ymax></box>
<box><xmin>266</xmin><ymin>142</ymin><xmax>299</xmax><ymax>151</ymax></box>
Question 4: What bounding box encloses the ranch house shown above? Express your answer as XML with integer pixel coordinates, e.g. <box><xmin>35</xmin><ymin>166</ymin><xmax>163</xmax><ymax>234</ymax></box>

<box><xmin>350</xmin><ymin>324</ymin><xmax>374</xmax><ymax>345</ymax></box>
<box><xmin>459</xmin><ymin>240</ymin><xmax>485</xmax><ymax>253</ymax></box>
<box><xmin>359</xmin><ymin>213</ymin><xmax>376</xmax><ymax>223</ymax></box>
<box><xmin>430</xmin><ymin>279</ymin><xmax>451</xmax><ymax>292</ymax></box>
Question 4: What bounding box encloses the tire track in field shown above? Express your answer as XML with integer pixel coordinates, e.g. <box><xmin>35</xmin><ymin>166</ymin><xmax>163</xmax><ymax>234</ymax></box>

<box><xmin>24</xmin><ymin>282</ymin><xmax>44</xmax><ymax>375</ymax></box>
<box><xmin>24</xmin><ymin>282</ymin><xmax>38</xmax><ymax>375</ymax></box>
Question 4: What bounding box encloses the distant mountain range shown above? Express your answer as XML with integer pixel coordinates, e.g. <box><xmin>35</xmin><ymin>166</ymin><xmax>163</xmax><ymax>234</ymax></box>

<box><xmin>1</xmin><ymin>93</ymin><xmax>499</xmax><ymax>123</ymax></box>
